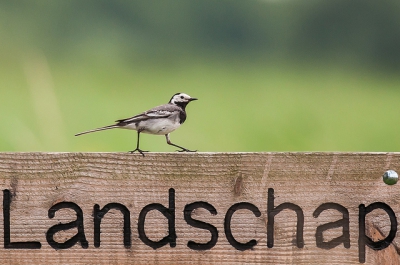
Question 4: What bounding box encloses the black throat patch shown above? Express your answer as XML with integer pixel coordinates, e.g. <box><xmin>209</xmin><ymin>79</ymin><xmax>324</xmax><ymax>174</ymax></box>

<box><xmin>179</xmin><ymin>109</ymin><xmax>187</xmax><ymax>124</ymax></box>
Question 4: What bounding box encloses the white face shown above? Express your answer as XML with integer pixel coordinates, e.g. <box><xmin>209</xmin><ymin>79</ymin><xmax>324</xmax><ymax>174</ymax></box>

<box><xmin>170</xmin><ymin>93</ymin><xmax>195</xmax><ymax>104</ymax></box>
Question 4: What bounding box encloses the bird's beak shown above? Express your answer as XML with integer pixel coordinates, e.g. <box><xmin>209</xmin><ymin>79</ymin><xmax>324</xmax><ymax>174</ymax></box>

<box><xmin>189</xmin><ymin>97</ymin><xmax>198</xmax><ymax>101</ymax></box>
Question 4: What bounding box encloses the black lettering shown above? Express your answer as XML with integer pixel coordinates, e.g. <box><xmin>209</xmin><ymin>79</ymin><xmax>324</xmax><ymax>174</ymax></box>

<box><xmin>138</xmin><ymin>188</ymin><xmax>176</xmax><ymax>249</ymax></box>
<box><xmin>93</xmin><ymin>203</ymin><xmax>131</xmax><ymax>248</ymax></box>
<box><xmin>46</xmin><ymin>202</ymin><xmax>88</xmax><ymax>249</ymax></box>
<box><xmin>3</xmin><ymin>189</ymin><xmax>41</xmax><ymax>249</ymax></box>
<box><xmin>267</xmin><ymin>188</ymin><xmax>304</xmax><ymax>248</ymax></box>
<box><xmin>358</xmin><ymin>202</ymin><xmax>397</xmax><ymax>263</ymax></box>
<box><xmin>184</xmin><ymin>201</ymin><xmax>218</xmax><ymax>250</ymax></box>
<box><xmin>313</xmin><ymin>203</ymin><xmax>350</xmax><ymax>249</ymax></box>
<box><xmin>224</xmin><ymin>202</ymin><xmax>261</xmax><ymax>251</ymax></box>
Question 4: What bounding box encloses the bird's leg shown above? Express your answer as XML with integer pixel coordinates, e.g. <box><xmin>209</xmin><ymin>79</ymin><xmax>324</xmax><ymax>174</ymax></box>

<box><xmin>165</xmin><ymin>134</ymin><xmax>197</xmax><ymax>152</ymax></box>
<box><xmin>129</xmin><ymin>131</ymin><xmax>149</xmax><ymax>156</ymax></box>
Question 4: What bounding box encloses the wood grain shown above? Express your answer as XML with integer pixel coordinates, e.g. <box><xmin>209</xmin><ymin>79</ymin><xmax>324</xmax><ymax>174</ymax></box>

<box><xmin>0</xmin><ymin>152</ymin><xmax>399</xmax><ymax>264</ymax></box>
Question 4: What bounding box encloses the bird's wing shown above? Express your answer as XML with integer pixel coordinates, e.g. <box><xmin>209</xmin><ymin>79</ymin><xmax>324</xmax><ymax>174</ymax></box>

<box><xmin>115</xmin><ymin>104</ymin><xmax>180</xmax><ymax>125</ymax></box>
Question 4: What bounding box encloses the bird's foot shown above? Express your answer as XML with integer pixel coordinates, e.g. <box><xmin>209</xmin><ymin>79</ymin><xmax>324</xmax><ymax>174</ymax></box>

<box><xmin>128</xmin><ymin>148</ymin><xmax>149</xmax><ymax>157</ymax></box>
<box><xmin>177</xmin><ymin>148</ymin><xmax>197</xmax><ymax>153</ymax></box>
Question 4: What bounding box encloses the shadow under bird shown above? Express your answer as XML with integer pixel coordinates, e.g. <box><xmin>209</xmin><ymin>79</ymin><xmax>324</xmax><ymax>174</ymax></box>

<box><xmin>75</xmin><ymin>93</ymin><xmax>198</xmax><ymax>156</ymax></box>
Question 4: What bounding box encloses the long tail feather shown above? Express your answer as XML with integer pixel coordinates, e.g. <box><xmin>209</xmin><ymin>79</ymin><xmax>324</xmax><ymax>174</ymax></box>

<box><xmin>75</xmin><ymin>125</ymin><xmax>119</xmax><ymax>136</ymax></box>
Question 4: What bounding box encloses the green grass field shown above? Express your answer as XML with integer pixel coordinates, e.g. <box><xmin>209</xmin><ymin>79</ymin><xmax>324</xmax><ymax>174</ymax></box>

<box><xmin>1</xmin><ymin>52</ymin><xmax>399</xmax><ymax>153</ymax></box>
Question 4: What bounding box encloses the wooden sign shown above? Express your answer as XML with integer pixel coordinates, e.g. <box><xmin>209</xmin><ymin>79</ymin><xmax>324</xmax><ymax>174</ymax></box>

<box><xmin>0</xmin><ymin>152</ymin><xmax>399</xmax><ymax>264</ymax></box>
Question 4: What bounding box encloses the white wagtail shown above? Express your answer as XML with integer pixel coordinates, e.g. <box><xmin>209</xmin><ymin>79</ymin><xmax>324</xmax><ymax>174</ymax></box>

<box><xmin>75</xmin><ymin>93</ymin><xmax>198</xmax><ymax>156</ymax></box>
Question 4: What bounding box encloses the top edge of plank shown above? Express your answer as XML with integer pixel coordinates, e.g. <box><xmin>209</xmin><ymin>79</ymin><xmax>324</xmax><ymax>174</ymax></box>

<box><xmin>1</xmin><ymin>152</ymin><xmax>399</xmax><ymax>155</ymax></box>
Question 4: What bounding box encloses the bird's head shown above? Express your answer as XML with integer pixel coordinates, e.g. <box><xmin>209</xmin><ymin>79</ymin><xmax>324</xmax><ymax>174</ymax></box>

<box><xmin>169</xmin><ymin>93</ymin><xmax>198</xmax><ymax>108</ymax></box>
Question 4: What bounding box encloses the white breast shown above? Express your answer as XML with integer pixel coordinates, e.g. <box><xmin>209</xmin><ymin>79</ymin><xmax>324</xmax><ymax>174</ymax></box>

<box><xmin>141</xmin><ymin>118</ymin><xmax>182</xmax><ymax>135</ymax></box>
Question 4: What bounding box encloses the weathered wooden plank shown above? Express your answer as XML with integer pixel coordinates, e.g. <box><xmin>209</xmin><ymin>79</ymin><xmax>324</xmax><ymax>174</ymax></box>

<box><xmin>0</xmin><ymin>152</ymin><xmax>399</xmax><ymax>264</ymax></box>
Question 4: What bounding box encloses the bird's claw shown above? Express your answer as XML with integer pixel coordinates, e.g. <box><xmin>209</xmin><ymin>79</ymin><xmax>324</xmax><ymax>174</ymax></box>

<box><xmin>128</xmin><ymin>149</ymin><xmax>149</xmax><ymax>157</ymax></box>
<box><xmin>177</xmin><ymin>149</ymin><xmax>197</xmax><ymax>153</ymax></box>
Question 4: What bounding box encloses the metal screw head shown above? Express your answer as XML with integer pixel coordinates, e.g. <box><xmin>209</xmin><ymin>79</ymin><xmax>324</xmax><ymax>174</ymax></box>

<box><xmin>383</xmin><ymin>170</ymin><xmax>398</xmax><ymax>185</ymax></box>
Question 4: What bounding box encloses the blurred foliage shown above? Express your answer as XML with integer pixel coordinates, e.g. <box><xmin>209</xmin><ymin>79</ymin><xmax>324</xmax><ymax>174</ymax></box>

<box><xmin>2</xmin><ymin>0</ymin><xmax>400</xmax><ymax>67</ymax></box>
<box><xmin>0</xmin><ymin>0</ymin><xmax>400</xmax><ymax>152</ymax></box>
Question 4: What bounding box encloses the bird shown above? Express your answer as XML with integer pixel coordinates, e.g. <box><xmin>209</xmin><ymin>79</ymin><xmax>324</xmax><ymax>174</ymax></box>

<box><xmin>75</xmin><ymin>92</ymin><xmax>198</xmax><ymax>156</ymax></box>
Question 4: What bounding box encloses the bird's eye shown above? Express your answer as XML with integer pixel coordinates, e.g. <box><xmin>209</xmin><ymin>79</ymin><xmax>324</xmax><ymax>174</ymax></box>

<box><xmin>180</xmin><ymin>96</ymin><xmax>184</xmax><ymax>99</ymax></box>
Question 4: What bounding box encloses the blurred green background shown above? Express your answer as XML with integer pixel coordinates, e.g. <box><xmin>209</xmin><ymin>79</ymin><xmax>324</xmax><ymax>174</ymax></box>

<box><xmin>1</xmin><ymin>0</ymin><xmax>400</xmax><ymax>152</ymax></box>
